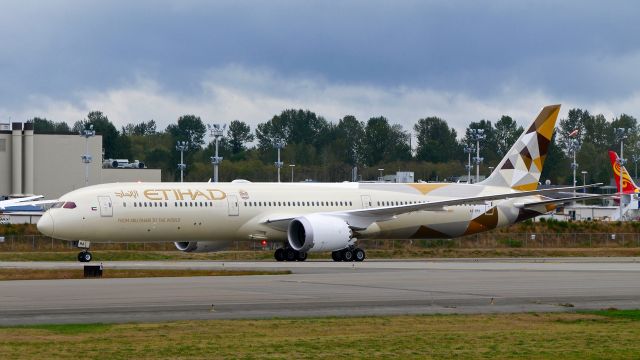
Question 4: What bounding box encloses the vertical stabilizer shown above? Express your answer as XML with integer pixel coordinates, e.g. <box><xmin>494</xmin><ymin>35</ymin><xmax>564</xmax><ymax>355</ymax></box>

<box><xmin>480</xmin><ymin>104</ymin><xmax>561</xmax><ymax>190</ymax></box>
<box><xmin>608</xmin><ymin>150</ymin><xmax>639</xmax><ymax>194</ymax></box>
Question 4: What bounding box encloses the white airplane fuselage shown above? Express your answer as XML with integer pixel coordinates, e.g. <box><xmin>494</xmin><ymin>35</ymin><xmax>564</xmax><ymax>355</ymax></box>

<box><xmin>38</xmin><ymin>181</ymin><xmax>547</xmax><ymax>245</ymax></box>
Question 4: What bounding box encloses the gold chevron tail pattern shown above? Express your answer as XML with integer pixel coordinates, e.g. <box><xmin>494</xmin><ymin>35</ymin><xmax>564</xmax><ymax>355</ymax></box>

<box><xmin>480</xmin><ymin>104</ymin><xmax>561</xmax><ymax>190</ymax></box>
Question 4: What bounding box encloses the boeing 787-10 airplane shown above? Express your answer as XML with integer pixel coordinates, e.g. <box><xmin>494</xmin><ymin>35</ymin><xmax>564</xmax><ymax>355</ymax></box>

<box><xmin>37</xmin><ymin>104</ymin><xmax>603</xmax><ymax>262</ymax></box>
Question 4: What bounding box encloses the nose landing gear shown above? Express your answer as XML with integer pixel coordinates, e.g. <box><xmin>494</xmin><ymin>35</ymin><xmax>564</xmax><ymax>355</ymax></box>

<box><xmin>77</xmin><ymin>250</ymin><xmax>93</xmax><ymax>262</ymax></box>
<box><xmin>76</xmin><ymin>240</ymin><xmax>92</xmax><ymax>262</ymax></box>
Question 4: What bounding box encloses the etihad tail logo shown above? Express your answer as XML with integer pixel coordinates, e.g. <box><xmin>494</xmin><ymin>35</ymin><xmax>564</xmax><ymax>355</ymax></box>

<box><xmin>608</xmin><ymin>150</ymin><xmax>640</xmax><ymax>194</ymax></box>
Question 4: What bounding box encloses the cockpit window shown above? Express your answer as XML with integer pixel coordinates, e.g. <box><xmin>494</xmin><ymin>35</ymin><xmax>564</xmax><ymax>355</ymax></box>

<box><xmin>51</xmin><ymin>202</ymin><xmax>64</xmax><ymax>208</ymax></box>
<box><xmin>62</xmin><ymin>202</ymin><xmax>77</xmax><ymax>209</ymax></box>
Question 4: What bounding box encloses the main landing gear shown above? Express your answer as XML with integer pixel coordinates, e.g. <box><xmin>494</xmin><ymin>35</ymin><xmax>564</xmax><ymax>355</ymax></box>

<box><xmin>331</xmin><ymin>247</ymin><xmax>365</xmax><ymax>262</ymax></box>
<box><xmin>274</xmin><ymin>247</ymin><xmax>308</xmax><ymax>262</ymax></box>
<box><xmin>77</xmin><ymin>250</ymin><xmax>93</xmax><ymax>262</ymax></box>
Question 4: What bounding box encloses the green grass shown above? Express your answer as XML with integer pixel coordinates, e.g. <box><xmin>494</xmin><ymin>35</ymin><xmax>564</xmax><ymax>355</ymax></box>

<box><xmin>580</xmin><ymin>309</ymin><xmax>640</xmax><ymax>320</ymax></box>
<box><xmin>2</xmin><ymin>312</ymin><xmax>640</xmax><ymax>359</ymax></box>
<box><xmin>9</xmin><ymin>323</ymin><xmax>112</xmax><ymax>335</ymax></box>
<box><xmin>0</xmin><ymin>268</ymin><xmax>291</xmax><ymax>280</ymax></box>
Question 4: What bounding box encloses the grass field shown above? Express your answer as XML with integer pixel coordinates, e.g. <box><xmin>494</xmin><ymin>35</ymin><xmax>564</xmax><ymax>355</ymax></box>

<box><xmin>0</xmin><ymin>310</ymin><xmax>639</xmax><ymax>359</ymax></box>
<box><xmin>2</xmin><ymin>247</ymin><xmax>640</xmax><ymax>262</ymax></box>
<box><xmin>0</xmin><ymin>268</ymin><xmax>290</xmax><ymax>281</ymax></box>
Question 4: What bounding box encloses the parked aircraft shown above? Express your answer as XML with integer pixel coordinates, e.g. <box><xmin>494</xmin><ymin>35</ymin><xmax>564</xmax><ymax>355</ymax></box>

<box><xmin>37</xmin><ymin>104</ymin><xmax>601</xmax><ymax>262</ymax></box>
<box><xmin>0</xmin><ymin>196</ymin><xmax>54</xmax><ymax>211</ymax></box>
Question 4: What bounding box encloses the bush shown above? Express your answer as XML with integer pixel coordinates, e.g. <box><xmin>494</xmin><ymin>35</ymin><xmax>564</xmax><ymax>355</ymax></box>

<box><xmin>498</xmin><ymin>238</ymin><xmax>523</xmax><ymax>248</ymax></box>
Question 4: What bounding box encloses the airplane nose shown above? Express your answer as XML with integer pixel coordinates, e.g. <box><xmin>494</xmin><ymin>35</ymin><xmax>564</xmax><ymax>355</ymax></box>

<box><xmin>37</xmin><ymin>212</ymin><xmax>55</xmax><ymax>236</ymax></box>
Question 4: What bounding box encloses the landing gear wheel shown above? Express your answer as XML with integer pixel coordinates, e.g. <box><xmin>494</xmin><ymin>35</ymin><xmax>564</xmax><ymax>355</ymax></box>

<box><xmin>342</xmin><ymin>249</ymin><xmax>354</xmax><ymax>262</ymax></box>
<box><xmin>296</xmin><ymin>251</ymin><xmax>308</xmax><ymax>261</ymax></box>
<box><xmin>354</xmin><ymin>248</ymin><xmax>366</xmax><ymax>262</ymax></box>
<box><xmin>285</xmin><ymin>248</ymin><xmax>297</xmax><ymax>262</ymax></box>
<box><xmin>331</xmin><ymin>251</ymin><xmax>342</xmax><ymax>262</ymax></box>
<box><xmin>78</xmin><ymin>251</ymin><xmax>92</xmax><ymax>263</ymax></box>
<box><xmin>274</xmin><ymin>248</ymin><xmax>285</xmax><ymax>262</ymax></box>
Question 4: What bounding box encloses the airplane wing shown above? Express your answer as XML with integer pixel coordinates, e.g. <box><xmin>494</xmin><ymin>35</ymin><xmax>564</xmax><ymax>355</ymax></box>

<box><xmin>0</xmin><ymin>195</ymin><xmax>44</xmax><ymax>210</ymax></box>
<box><xmin>263</xmin><ymin>184</ymin><xmax>603</xmax><ymax>231</ymax></box>
<box><xmin>513</xmin><ymin>194</ymin><xmax>610</xmax><ymax>209</ymax></box>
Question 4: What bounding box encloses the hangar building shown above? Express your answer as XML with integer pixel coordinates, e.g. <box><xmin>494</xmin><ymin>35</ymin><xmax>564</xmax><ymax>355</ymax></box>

<box><xmin>0</xmin><ymin>122</ymin><xmax>161</xmax><ymax>199</ymax></box>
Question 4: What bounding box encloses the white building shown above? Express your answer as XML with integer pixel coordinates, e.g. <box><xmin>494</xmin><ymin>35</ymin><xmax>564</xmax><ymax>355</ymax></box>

<box><xmin>0</xmin><ymin>122</ymin><xmax>161</xmax><ymax>200</ymax></box>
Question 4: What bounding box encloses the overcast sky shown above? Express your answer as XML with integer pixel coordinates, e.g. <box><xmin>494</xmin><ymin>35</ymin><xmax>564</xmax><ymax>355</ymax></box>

<box><xmin>1</xmin><ymin>0</ymin><xmax>639</xmax><ymax>135</ymax></box>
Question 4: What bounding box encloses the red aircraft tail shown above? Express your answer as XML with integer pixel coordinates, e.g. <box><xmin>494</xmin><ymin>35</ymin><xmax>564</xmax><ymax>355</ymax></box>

<box><xmin>608</xmin><ymin>150</ymin><xmax>640</xmax><ymax>194</ymax></box>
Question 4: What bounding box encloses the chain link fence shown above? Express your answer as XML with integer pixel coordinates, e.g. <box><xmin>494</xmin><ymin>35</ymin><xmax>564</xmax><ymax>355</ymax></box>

<box><xmin>2</xmin><ymin>233</ymin><xmax>640</xmax><ymax>252</ymax></box>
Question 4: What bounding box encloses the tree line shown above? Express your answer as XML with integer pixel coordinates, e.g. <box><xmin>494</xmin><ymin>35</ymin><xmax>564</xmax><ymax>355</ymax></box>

<box><xmin>29</xmin><ymin>107</ymin><xmax>639</xmax><ymax>185</ymax></box>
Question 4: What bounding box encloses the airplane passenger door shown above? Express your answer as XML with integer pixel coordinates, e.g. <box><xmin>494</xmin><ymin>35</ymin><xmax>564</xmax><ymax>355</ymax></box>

<box><xmin>227</xmin><ymin>194</ymin><xmax>239</xmax><ymax>216</ymax></box>
<box><xmin>361</xmin><ymin>195</ymin><xmax>372</xmax><ymax>208</ymax></box>
<box><xmin>98</xmin><ymin>196</ymin><xmax>113</xmax><ymax>217</ymax></box>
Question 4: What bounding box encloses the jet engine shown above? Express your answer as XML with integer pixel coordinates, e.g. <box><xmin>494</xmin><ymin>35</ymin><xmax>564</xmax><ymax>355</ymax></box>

<box><xmin>174</xmin><ymin>240</ymin><xmax>232</xmax><ymax>253</ymax></box>
<box><xmin>287</xmin><ymin>214</ymin><xmax>353</xmax><ymax>252</ymax></box>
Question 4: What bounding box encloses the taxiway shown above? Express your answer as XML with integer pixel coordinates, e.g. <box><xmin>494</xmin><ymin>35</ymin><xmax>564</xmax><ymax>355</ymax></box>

<box><xmin>1</xmin><ymin>258</ymin><xmax>639</xmax><ymax>325</ymax></box>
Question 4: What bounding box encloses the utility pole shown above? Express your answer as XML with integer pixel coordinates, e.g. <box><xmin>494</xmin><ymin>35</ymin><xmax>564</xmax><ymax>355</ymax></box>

<box><xmin>470</xmin><ymin>129</ymin><xmax>485</xmax><ymax>184</ymax></box>
<box><xmin>176</xmin><ymin>141</ymin><xmax>188</xmax><ymax>182</ymax></box>
<box><xmin>80</xmin><ymin>124</ymin><xmax>95</xmax><ymax>187</ymax></box>
<box><xmin>615</xmin><ymin>128</ymin><xmax>629</xmax><ymax>220</ymax></box>
<box><xmin>208</xmin><ymin>124</ymin><xmax>226</xmax><ymax>182</ymax></box>
<box><xmin>274</xmin><ymin>139</ymin><xmax>285</xmax><ymax>182</ymax></box>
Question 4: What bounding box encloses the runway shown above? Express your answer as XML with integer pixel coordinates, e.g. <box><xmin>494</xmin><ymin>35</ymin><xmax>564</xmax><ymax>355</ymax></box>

<box><xmin>1</xmin><ymin>258</ymin><xmax>640</xmax><ymax>325</ymax></box>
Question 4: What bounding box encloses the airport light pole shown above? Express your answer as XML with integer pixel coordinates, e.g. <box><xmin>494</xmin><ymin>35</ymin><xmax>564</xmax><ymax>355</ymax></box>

<box><xmin>568</xmin><ymin>138</ymin><xmax>580</xmax><ymax>198</ymax></box>
<box><xmin>581</xmin><ymin>170</ymin><xmax>588</xmax><ymax>196</ymax></box>
<box><xmin>274</xmin><ymin>139</ymin><xmax>285</xmax><ymax>182</ymax></box>
<box><xmin>80</xmin><ymin>124</ymin><xmax>95</xmax><ymax>187</ymax></box>
<box><xmin>208</xmin><ymin>123</ymin><xmax>226</xmax><ymax>183</ymax></box>
<box><xmin>632</xmin><ymin>153</ymin><xmax>640</xmax><ymax>180</ymax></box>
<box><xmin>615</xmin><ymin>127</ymin><xmax>629</xmax><ymax>220</ymax></box>
<box><xmin>176</xmin><ymin>141</ymin><xmax>188</xmax><ymax>183</ymax></box>
<box><xmin>289</xmin><ymin>164</ymin><xmax>295</xmax><ymax>182</ymax></box>
<box><xmin>464</xmin><ymin>145</ymin><xmax>473</xmax><ymax>183</ymax></box>
<box><xmin>470</xmin><ymin>129</ymin><xmax>485</xmax><ymax>184</ymax></box>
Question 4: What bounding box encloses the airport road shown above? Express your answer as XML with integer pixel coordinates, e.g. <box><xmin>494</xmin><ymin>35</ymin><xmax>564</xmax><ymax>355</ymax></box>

<box><xmin>1</xmin><ymin>259</ymin><xmax>640</xmax><ymax>325</ymax></box>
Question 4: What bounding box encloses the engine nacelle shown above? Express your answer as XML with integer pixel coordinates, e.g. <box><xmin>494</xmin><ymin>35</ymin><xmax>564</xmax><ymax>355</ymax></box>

<box><xmin>174</xmin><ymin>240</ymin><xmax>232</xmax><ymax>253</ymax></box>
<box><xmin>287</xmin><ymin>214</ymin><xmax>353</xmax><ymax>252</ymax></box>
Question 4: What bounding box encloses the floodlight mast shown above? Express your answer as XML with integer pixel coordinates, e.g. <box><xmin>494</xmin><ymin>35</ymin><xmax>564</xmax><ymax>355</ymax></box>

<box><xmin>274</xmin><ymin>140</ymin><xmax>285</xmax><ymax>182</ymax></box>
<box><xmin>463</xmin><ymin>145</ymin><xmax>473</xmax><ymax>183</ymax></box>
<box><xmin>470</xmin><ymin>129</ymin><xmax>485</xmax><ymax>183</ymax></box>
<box><xmin>208</xmin><ymin>123</ymin><xmax>226</xmax><ymax>183</ymax></box>
<box><xmin>176</xmin><ymin>141</ymin><xmax>188</xmax><ymax>183</ymax></box>
<box><xmin>632</xmin><ymin>152</ymin><xmax>640</xmax><ymax>180</ymax></box>
<box><xmin>568</xmin><ymin>138</ymin><xmax>580</xmax><ymax>199</ymax></box>
<box><xmin>615</xmin><ymin>128</ymin><xmax>629</xmax><ymax>220</ymax></box>
<box><xmin>80</xmin><ymin>124</ymin><xmax>95</xmax><ymax>187</ymax></box>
